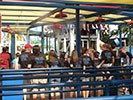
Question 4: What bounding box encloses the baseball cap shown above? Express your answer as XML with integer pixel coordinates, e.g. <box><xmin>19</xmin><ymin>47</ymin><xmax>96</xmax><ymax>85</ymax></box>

<box><xmin>25</xmin><ymin>44</ymin><xmax>33</xmax><ymax>48</ymax></box>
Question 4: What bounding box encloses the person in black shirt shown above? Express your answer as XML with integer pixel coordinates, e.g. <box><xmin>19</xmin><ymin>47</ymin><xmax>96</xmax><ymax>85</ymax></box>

<box><xmin>120</xmin><ymin>47</ymin><xmax>132</xmax><ymax>66</ymax></box>
<box><xmin>81</xmin><ymin>51</ymin><xmax>93</xmax><ymax>98</ymax></box>
<box><xmin>96</xmin><ymin>43</ymin><xmax>114</xmax><ymax>80</ymax></box>
<box><xmin>28</xmin><ymin>45</ymin><xmax>48</xmax><ymax>100</ymax></box>
<box><xmin>18</xmin><ymin>44</ymin><xmax>32</xmax><ymax>69</ymax></box>
<box><xmin>93</xmin><ymin>51</ymin><xmax>103</xmax><ymax>97</ymax></box>
<box><xmin>18</xmin><ymin>44</ymin><xmax>32</xmax><ymax>100</ymax></box>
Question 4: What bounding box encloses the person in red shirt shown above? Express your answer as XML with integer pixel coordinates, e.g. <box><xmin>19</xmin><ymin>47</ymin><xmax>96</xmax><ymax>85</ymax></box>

<box><xmin>0</xmin><ymin>47</ymin><xmax>10</xmax><ymax>69</ymax></box>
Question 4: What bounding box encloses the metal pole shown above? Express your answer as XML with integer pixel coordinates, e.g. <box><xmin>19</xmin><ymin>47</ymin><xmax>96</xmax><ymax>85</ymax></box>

<box><xmin>49</xmin><ymin>37</ymin><xmax>51</xmax><ymax>50</ymax></box>
<box><xmin>11</xmin><ymin>33</ymin><xmax>15</xmax><ymax>59</ymax></box>
<box><xmin>54</xmin><ymin>37</ymin><xmax>57</xmax><ymax>52</ymax></box>
<box><xmin>129</xmin><ymin>26</ymin><xmax>132</xmax><ymax>53</ymax></box>
<box><xmin>26</xmin><ymin>30</ymin><xmax>30</xmax><ymax>43</ymax></box>
<box><xmin>76</xmin><ymin>8</ymin><xmax>81</xmax><ymax>57</ymax></box>
<box><xmin>119</xmin><ymin>25</ymin><xmax>122</xmax><ymax>47</ymax></box>
<box><xmin>41</xmin><ymin>25</ymin><xmax>44</xmax><ymax>54</ymax></box>
<box><xmin>46</xmin><ymin>37</ymin><xmax>48</xmax><ymax>51</ymax></box>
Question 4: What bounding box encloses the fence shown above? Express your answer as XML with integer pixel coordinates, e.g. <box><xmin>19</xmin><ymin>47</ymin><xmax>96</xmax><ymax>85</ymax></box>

<box><xmin>0</xmin><ymin>66</ymin><xmax>133</xmax><ymax>100</ymax></box>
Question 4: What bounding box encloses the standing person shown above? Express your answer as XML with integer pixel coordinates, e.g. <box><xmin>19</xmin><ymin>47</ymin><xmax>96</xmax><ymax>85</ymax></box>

<box><xmin>0</xmin><ymin>47</ymin><xmax>10</xmax><ymax>69</ymax></box>
<box><xmin>120</xmin><ymin>47</ymin><xmax>132</xmax><ymax>66</ymax></box>
<box><xmin>96</xmin><ymin>44</ymin><xmax>115</xmax><ymax>80</ymax></box>
<box><xmin>12</xmin><ymin>53</ymin><xmax>20</xmax><ymax>69</ymax></box>
<box><xmin>59</xmin><ymin>52</ymin><xmax>70</xmax><ymax>99</ymax></box>
<box><xmin>48</xmin><ymin>50</ymin><xmax>60</xmax><ymax>100</ymax></box>
<box><xmin>81</xmin><ymin>50</ymin><xmax>93</xmax><ymax>98</ymax></box>
<box><xmin>28</xmin><ymin>45</ymin><xmax>48</xmax><ymax>100</ymax></box>
<box><xmin>69</xmin><ymin>50</ymin><xmax>82</xmax><ymax>98</ymax></box>
<box><xmin>93</xmin><ymin>51</ymin><xmax>103</xmax><ymax>97</ymax></box>
<box><xmin>6</xmin><ymin>46</ymin><xmax>12</xmax><ymax>69</ymax></box>
<box><xmin>111</xmin><ymin>44</ymin><xmax>123</xmax><ymax>67</ymax></box>
<box><xmin>18</xmin><ymin>44</ymin><xmax>32</xmax><ymax>69</ymax></box>
<box><xmin>18</xmin><ymin>43</ymin><xmax>32</xmax><ymax>100</ymax></box>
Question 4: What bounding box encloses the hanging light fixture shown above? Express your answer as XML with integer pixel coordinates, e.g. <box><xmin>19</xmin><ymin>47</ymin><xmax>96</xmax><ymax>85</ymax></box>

<box><xmin>55</xmin><ymin>10</ymin><xmax>67</xmax><ymax>18</ymax></box>
<box><xmin>95</xmin><ymin>15</ymin><xmax>106</xmax><ymax>22</ymax></box>
<box><xmin>128</xmin><ymin>20</ymin><xmax>133</xmax><ymax>25</ymax></box>
<box><xmin>4</xmin><ymin>25</ymin><xmax>12</xmax><ymax>31</ymax></box>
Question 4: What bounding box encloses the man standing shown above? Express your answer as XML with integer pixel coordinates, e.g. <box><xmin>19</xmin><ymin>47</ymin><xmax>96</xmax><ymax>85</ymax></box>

<box><xmin>18</xmin><ymin>44</ymin><xmax>32</xmax><ymax>100</ymax></box>
<box><xmin>0</xmin><ymin>47</ymin><xmax>10</xmax><ymax>69</ymax></box>
<box><xmin>18</xmin><ymin>44</ymin><xmax>32</xmax><ymax>69</ymax></box>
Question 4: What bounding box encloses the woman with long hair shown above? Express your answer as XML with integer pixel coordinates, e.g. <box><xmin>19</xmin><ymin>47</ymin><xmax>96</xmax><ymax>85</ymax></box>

<box><xmin>28</xmin><ymin>45</ymin><xmax>48</xmax><ymax>100</ymax></box>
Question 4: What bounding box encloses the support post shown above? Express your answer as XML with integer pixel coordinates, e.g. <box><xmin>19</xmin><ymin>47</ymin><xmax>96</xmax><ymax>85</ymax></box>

<box><xmin>129</xmin><ymin>26</ymin><xmax>132</xmax><ymax>53</ymax></box>
<box><xmin>64</xmin><ymin>37</ymin><xmax>66</xmax><ymax>52</ymax></box>
<box><xmin>119</xmin><ymin>25</ymin><xmax>122</xmax><ymax>47</ymax></box>
<box><xmin>11</xmin><ymin>33</ymin><xmax>15</xmax><ymax>59</ymax></box>
<box><xmin>26</xmin><ymin>30</ymin><xmax>30</xmax><ymax>43</ymax></box>
<box><xmin>46</xmin><ymin>37</ymin><xmax>48</xmax><ymax>51</ymax></box>
<box><xmin>41</xmin><ymin>25</ymin><xmax>44</xmax><ymax>54</ymax></box>
<box><xmin>49</xmin><ymin>37</ymin><xmax>51</xmax><ymax>50</ymax></box>
<box><xmin>76</xmin><ymin>8</ymin><xmax>81</xmax><ymax>57</ymax></box>
<box><xmin>54</xmin><ymin>37</ymin><xmax>57</xmax><ymax>52</ymax></box>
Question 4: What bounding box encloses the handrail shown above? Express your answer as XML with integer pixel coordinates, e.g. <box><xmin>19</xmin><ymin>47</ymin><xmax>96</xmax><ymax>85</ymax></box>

<box><xmin>0</xmin><ymin>79</ymin><xmax>133</xmax><ymax>96</ymax></box>
<box><xmin>0</xmin><ymin>72</ymin><xmax>132</xmax><ymax>81</ymax></box>
<box><xmin>0</xmin><ymin>66</ymin><xmax>132</xmax><ymax>75</ymax></box>
<box><xmin>0</xmin><ymin>65</ymin><xmax>132</xmax><ymax>73</ymax></box>
<box><xmin>0</xmin><ymin>65</ymin><xmax>132</xmax><ymax>99</ymax></box>
<box><xmin>62</xmin><ymin>95</ymin><xmax>133</xmax><ymax>100</ymax></box>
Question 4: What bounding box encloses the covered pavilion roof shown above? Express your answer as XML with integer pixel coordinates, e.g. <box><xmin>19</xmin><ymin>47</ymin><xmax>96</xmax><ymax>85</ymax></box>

<box><xmin>0</xmin><ymin>0</ymin><xmax>132</xmax><ymax>34</ymax></box>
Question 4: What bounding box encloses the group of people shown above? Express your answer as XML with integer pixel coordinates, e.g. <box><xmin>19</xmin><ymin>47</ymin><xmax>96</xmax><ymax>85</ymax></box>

<box><xmin>0</xmin><ymin>43</ymin><xmax>132</xmax><ymax>100</ymax></box>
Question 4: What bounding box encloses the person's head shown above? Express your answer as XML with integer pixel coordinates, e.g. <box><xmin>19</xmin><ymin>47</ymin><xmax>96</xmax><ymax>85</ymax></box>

<box><xmin>111</xmin><ymin>43</ymin><xmax>116</xmax><ymax>49</ymax></box>
<box><xmin>33</xmin><ymin>45</ymin><xmax>40</xmax><ymax>56</ymax></box>
<box><xmin>21</xmin><ymin>49</ymin><xmax>25</xmax><ymax>54</ymax></box>
<box><xmin>71</xmin><ymin>50</ymin><xmax>78</xmax><ymax>62</ymax></box>
<box><xmin>120</xmin><ymin>47</ymin><xmax>127</xmax><ymax>53</ymax></box>
<box><xmin>49</xmin><ymin>50</ymin><xmax>57</xmax><ymax>58</ymax></box>
<box><xmin>81</xmin><ymin>47</ymin><xmax>87</xmax><ymax>55</ymax></box>
<box><xmin>87</xmin><ymin>48</ymin><xmax>95</xmax><ymax>55</ymax></box>
<box><xmin>49</xmin><ymin>50</ymin><xmax>58</xmax><ymax>62</ymax></box>
<box><xmin>94</xmin><ymin>51</ymin><xmax>100</xmax><ymax>58</ymax></box>
<box><xmin>24</xmin><ymin>44</ymin><xmax>32</xmax><ymax>52</ymax></box>
<box><xmin>15</xmin><ymin>53</ymin><xmax>20</xmax><ymax>58</ymax></box>
<box><xmin>102</xmin><ymin>43</ymin><xmax>111</xmax><ymax>50</ymax></box>
<box><xmin>5</xmin><ymin>46</ymin><xmax>9</xmax><ymax>52</ymax></box>
<box><xmin>60</xmin><ymin>52</ymin><xmax>67</xmax><ymax>60</ymax></box>
<box><xmin>2</xmin><ymin>47</ymin><xmax>7</xmax><ymax>53</ymax></box>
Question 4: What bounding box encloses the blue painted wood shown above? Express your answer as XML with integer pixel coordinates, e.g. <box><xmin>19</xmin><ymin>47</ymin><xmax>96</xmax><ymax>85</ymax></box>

<box><xmin>11</xmin><ymin>34</ymin><xmax>15</xmax><ymax>59</ymax></box>
<box><xmin>55</xmin><ymin>37</ymin><xmax>57</xmax><ymax>52</ymax></box>
<box><xmin>119</xmin><ymin>25</ymin><xmax>122</xmax><ymax>47</ymax></box>
<box><xmin>129</xmin><ymin>26</ymin><xmax>132</xmax><ymax>53</ymax></box>
<box><xmin>2</xmin><ymin>75</ymin><xmax>23</xmax><ymax>100</ymax></box>
<box><xmin>41</xmin><ymin>25</ymin><xmax>44</xmax><ymax>54</ymax></box>
<box><xmin>13</xmin><ymin>0</ymin><xmax>133</xmax><ymax>7</ymax></box>
<box><xmin>76</xmin><ymin>8</ymin><xmax>81</xmax><ymax>57</ymax></box>
<box><xmin>61</xmin><ymin>95</ymin><xmax>133</xmax><ymax>100</ymax></box>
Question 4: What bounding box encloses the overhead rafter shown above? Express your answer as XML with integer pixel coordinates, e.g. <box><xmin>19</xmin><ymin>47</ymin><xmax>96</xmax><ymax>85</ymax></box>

<box><xmin>0</xmin><ymin>8</ymin><xmax>51</xmax><ymax>12</ymax></box>
<box><xmin>8</xmin><ymin>0</ymin><xmax>133</xmax><ymax>7</ymax></box>
<box><xmin>29</xmin><ymin>8</ymin><xmax>64</xmax><ymax>25</ymax></box>
<box><xmin>104</xmin><ymin>16</ymin><xmax>131</xmax><ymax>23</ymax></box>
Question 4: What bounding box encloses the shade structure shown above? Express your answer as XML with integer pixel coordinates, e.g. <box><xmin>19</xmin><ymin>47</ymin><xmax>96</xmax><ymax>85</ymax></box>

<box><xmin>55</xmin><ymin>12</ymin><xmax>67</xmax><ymax>18</ymax></box>
<box><xmin>0</xmin><ymin>0</ymin><xmax>132</xmax><ymax>34</ymax></box>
